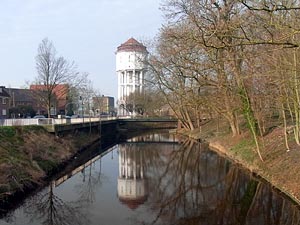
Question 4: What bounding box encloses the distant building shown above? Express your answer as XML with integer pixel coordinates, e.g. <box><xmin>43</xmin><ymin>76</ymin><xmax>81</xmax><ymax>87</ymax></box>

<box><xmin>7</xmin><ymin>88</ymin><xmax>35</xmax><ymax>107</ymax></box>
<box><xmin>0</xmin><ymin>86</ymin><xmax>10</xmax><ymax>119</ymax></box>
<box><xmin>0</xmin><ymin>85</ymin><xmax>69</xmax><ymax>118</ymax></box>
<box><xmin>116</xmin><ymin>38</ymin><xmax>148</xmax><ymax>116</ymax></box>
<box><xmin>92</xmin><ymin>95</ymin><xmax>115</xmax><ymax>115</ymax></box>
<box><xmin>30</xmin><ymin>84</ymin><xmax>69</xmax><ymax>116</ymax></box>
<box><xmin>6</xmin><ymin>88</ymin><xmax>36</xmax><ymax>118</ymax></box>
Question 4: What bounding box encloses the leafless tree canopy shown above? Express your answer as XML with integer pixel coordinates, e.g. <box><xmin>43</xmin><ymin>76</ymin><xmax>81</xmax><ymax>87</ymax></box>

<box><xmin>36</xmin><ymin>38</ymin><xmax>79</xmax><ymax>86</ymax></box>
<box><xmin>149</xmin><ymin>0</ymin><xmax>300</xmax><ymax>159</ymax></box>
<box><xmin>33</xmin><ymin>38</ymin><xmax>87</xmax><ymax>117</ymax></box>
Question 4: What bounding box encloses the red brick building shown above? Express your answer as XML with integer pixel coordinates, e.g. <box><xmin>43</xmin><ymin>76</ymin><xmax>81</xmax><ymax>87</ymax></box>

<box><xmin>0</xmin><ymin>86</ymin><xmax>10</xmax><ymax>119</ymax></box>
<box><xmin>30</xmin><ymin>84</ymin><xmax>69</xmax><ymax>116</ymax></box>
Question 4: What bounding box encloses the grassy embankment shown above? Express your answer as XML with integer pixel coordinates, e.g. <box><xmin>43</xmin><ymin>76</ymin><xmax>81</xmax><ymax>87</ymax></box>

<box><xmin>0</xmin><ymin>126</ymin><xmax>99</xmax><ymax>205</ymax></box>
<box><xmin>178</xmin><ymin>119</ymin><xmax>300</xmax><ymax>205</ymax></box>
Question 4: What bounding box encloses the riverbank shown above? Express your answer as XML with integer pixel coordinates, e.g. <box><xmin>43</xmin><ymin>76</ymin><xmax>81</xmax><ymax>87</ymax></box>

<box><xmin>178</xmin><ymin>119</ymin><xmax>300</xmax><ymax>205</ymax></box>
<box><xmin>0</xmin><ymin>126</ymin><xmax>100</xmax><ymax>209</ymax></box>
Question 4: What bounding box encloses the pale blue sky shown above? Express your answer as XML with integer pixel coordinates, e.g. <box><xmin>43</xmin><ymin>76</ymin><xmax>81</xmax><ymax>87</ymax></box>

<box><xmin>0</xmin><ymin>0</ymin><xmax>164</xmax><ymax>98</ymax></box>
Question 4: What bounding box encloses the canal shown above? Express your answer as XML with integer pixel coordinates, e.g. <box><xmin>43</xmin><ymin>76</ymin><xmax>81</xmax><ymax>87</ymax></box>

<box><xmin>0</xmin><ymin>131</ymin><xmax>300</xmax><ymax>225</ymax></box>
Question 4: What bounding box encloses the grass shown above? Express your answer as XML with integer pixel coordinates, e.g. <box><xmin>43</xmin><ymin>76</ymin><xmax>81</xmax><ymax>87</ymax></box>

<box><xmin>0</xmin><ymin>126</ymin><xmax>101</xmax><ymax>202</ymax></box>
<box><xmin>229</xmin><ymin>139</ymin><xmax>257</xmax><ymax>163</ymax></box>
<box><xmin>0</xmin><ymin>126</ymin><xmax>66</xmax><ymax>198</ymax></box>
<box><xmin>8</xmin><ymin>167</ymin><xmax>33</xmax><ymax>189</ymax></box>
<box><xmin>0</xmin><ymin>127</ymin><xmax>16</xmax><ymax>139</ymax></box>
<box><xmin>21</xmin><ymin>125</ymin><xmax>45</xmax><ymax>132</ymax></box>
<box><xmin>34</xmin><ymin>157</ymin><xmax>59</xmax><ymax>174</ymax></box>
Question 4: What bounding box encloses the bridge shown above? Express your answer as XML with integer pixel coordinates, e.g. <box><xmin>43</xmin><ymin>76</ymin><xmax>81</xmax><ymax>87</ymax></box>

<box><xmin>0</xmin><ymin>117</ymin><xmax>178</xmax><ymax>134</ymax></box>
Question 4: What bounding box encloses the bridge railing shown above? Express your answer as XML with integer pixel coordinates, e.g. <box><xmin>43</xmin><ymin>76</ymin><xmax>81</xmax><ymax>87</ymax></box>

<box><xmin>0</xmin><ymin>117</ymin><xmax>118</xmax><ymax>127</ymax></box>
<box><xmin>0</xmin><ymin>116</ymin><xmax>176</xmax><ymax>127</ymax></box>
<box><xmin>0</xmin><ymin>118</ymin><xmax>53</xmax><ymax>126</ymax></box>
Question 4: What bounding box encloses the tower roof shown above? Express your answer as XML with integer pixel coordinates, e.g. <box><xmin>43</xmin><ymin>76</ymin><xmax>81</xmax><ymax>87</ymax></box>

<box><xmin>117</xmin><ymin>38</ymin><xmax>147</xmax><ymax>53</ymax></box>
<box><xmin>119</xmin><ymin>196</ymin><xmax>148</xmax><ymax>210</ymax></box>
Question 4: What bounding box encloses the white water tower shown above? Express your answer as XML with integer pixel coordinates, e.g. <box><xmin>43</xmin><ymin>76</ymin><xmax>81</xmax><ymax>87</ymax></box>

<box><xmin>117</xmin><ymin>143</ymin><xmax>148</xmax><ymax>210</ymax></box>
<box><xmin>116</xmin><ymin>38</ymin><xmax>148</xmax><ymax>116</ymax></box>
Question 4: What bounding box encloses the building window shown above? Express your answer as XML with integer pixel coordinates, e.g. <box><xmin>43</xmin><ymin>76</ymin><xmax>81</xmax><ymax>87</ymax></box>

<box><xmin>2</xmin><ymin>109</ymin><xmax>6</xmax><ymax>116</ymax></box>
<box><xmin>121</xmin><ymin>72</ymin><xmax>125</xmax><ymax>83</ymax></box>
<box><xmin>129</xmin><ymin>71</ymin><xmax>133</xmax><ymax>83</ymax></box>
<box><xmin>136</xmin><ymin>71</ymin><xmax>140</xmax><ymax>83</ymax></box>
<box><xmin>2</xmin><ymin>98</ymin><xmax>7</xmax><ymax>104</ymax></box>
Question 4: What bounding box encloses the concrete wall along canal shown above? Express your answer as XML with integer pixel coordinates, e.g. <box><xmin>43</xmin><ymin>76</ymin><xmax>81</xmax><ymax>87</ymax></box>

<box><xmin>43</xmin><ymin>118</ymin><xmax>178</xmax><ymax>136</ymax></box>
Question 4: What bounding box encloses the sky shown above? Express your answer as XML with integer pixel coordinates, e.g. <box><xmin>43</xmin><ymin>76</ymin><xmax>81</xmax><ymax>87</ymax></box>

<box><xmin>0</xmin><ymin>0</ymin><xmax>164</xmax><ymax>99</ymax></box>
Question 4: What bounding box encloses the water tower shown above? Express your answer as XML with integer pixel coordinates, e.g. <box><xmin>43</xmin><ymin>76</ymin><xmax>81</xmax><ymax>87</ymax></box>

<box><xmin>117</xmin><ymin>142</ymin><xmax>148</xmax><ymax>210</ymax></box>
<box><xmin>116</xmin><ymin>38</ymin><xmax>148</xmax><ymax>116</ymax></box>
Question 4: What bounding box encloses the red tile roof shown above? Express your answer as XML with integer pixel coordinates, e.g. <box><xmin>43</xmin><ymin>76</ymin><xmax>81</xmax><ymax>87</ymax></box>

<box><xmin>30</xmin><ymin>84</ymin><xmax>68</xmax><ymax>99</ymax></box>
<box><xmin>30</xmin><ymin>84</ymin><xmax>68</xmax><ymax>108</ymax></box>
<box><xmin>117</xmin><ymin>38</ymin><xmax>147</xmax><ymax>53</ymax></box>
<box><xmin>119</xmin><ymin>195</ymin><xmax>148</xmax><ymax>210</ymax></box>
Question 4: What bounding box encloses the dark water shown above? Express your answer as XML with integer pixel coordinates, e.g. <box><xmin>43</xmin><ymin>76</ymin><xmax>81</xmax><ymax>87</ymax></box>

<box><xmin>1</xmin><ymin>132</ymin><xmax>300</xmax><ymax>225</ymax></box>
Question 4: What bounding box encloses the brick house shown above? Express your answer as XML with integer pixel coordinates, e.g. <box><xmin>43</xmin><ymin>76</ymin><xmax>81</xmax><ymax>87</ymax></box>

<box><xmin>6</xmin><ymin>88</ymin><xmax>36</xmax><ymax>118</ymax></box>
<box><xmin>30</xmin><ymin>84</ymin><xmax>69</xmax><ymax>116</ymax></box>
<box><xmin>0</xmin><ymin>86</ymin><xmax>10</xmax><ymax>119</ymax></box>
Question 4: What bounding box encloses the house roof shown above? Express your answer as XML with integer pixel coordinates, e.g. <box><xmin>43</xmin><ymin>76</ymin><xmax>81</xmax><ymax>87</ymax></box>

<box><xmin>30</xmin><ymin>84</ymin><xmax>69</xmax><ymax>100</ymax></box>
<box><xmin>118</xmin><ymin>195</ymin><xmax>148</xmax><ymax>210</ymax></box>
<box><xmin>0</xmin><ymin>87</ymin><xmax>10</xmax><ymax>98</ymax></box>
<box><xmin>7</xmin><ymin>88</ymin><xmax>34</xmax><ymax>102</ymax></box>
<box><xmin>117</xmin><ymin>38</ymin><xmax>147</xmax><ymax>53</ymax></box>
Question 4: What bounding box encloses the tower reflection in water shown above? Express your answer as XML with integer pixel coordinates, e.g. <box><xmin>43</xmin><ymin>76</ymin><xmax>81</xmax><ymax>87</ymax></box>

<box><xmin>117</xmin><ymin>132</ymin><xmax>178</xmax><ymax>211</ymax></box>
<box><xmin>117</xmin><ymin>137</ymin><xmax>148</xmax><ymax>210</ymax></box>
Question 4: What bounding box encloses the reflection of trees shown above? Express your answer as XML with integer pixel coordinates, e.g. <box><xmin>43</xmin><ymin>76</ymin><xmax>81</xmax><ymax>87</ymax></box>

<box><xmin>140</xmin><ymin>138</ymin><xmax>300</xmax><ymax>225</ymax></box>
<box><xmin>0</xmin><ymin>211</ymin><xmax>15</xmax><ymax>224</ymax></box>
<box><xmin>244</xmin><ymin>183</ymin><xmax>300</xmax><ymax>225</ymax></box>
<box><xmin>24</xmin><ymin>150</ymin><xmax>107</xmax><ymax>225</ymax></box>
<box><xmin>24</xmin><ymin>184</ymin><xmax>88</xmax><ymax>225</ymax></box>
<box><xmin>75</xmin><ymin>159</ymin><xmax>104</xmax><ymax>204</ymax></box>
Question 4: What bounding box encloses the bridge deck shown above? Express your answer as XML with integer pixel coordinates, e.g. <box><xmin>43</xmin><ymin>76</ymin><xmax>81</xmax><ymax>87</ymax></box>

<box><xmin>0</xmin><ymin>117</ymin><xmax>178</xmax><ymax>133</ymax></box>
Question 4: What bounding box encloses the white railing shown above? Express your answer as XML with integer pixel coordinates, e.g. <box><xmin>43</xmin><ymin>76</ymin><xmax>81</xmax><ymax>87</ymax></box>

<box><xmin>53</xmin><ymin>117</ymin><xmax>103</xmax><ymax>125</ymax></box>
<box><xmin>0</xmin><ymin>117</ymin><xmax>117</xmax><ymax>127</ymax></box>
<box><xmin>0</xmin><ymin>118</ymin><xmax>53</xmax><ymax>126</ymax></box>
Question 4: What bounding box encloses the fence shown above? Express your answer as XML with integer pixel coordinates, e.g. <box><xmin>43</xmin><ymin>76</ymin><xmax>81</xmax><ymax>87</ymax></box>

<box><xmin>0</xmin><ymin>117</ymin><xmax>117</xmax><ymax>127</ymax></box>
<box><xmin>0</xmin><ymin>118</ymin><xmax>53</xmax><ymax>126</ymax></box>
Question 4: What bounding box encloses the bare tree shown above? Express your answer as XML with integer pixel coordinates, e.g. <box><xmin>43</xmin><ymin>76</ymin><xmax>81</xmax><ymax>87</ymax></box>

<box><xmin>149</xmin><ymin>0</ymin><xmax>300</xmax><ymax>160</ymax></box>
<box><xmin>33</xmin><ymin>38</ymin><xmax>87</xmax><ymax>117</ymax></box>
<box><xmin>125</xmin><ymin>89</ymin><xmax>166</xmax><ymax>116</ymax></box>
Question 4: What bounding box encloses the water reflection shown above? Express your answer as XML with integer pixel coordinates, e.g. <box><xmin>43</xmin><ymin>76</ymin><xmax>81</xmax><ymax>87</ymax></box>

<box><xmin>117</xmin><ymin>133</ymin><xmax>179</xmax><ymax>211</ymax></box>
<box><xmin>1</xmin><ymin>132</ymin><xmax>300</xmax><ymax>225</ymax></box>
<box><xmin>141</xmin><ymin>138</ymin><xmax>300</xmax><ymax>225</ymax></box>
<box><xmin>24</xmin><ymin>184</ymin><xmax>89</xmax><ymax>225</ymax></box>
<box><xmin>118</xmin><ymin>142</ymin><xmax>148</xmax><ymax>210</ymax></box>
<box><xmin>75</xmin><ymin>158</ymin><xmax>103</xmax><ymax>204</ymax></box>
<box><xmin>18</xmin><ymin>148</ymin><xmax>111</xmax><ymax>225</ymax></box>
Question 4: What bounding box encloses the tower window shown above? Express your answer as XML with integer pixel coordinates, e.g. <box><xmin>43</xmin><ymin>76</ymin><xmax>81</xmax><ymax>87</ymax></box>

<box><xmin>129</xmin><ymin>71</ymin><xmax>133</xmax><ymax>83</ymax></box>
<box><xmin>136</xmin><ymin>72</ymin><xmax>140</xmax><ymax>83</ymax></box>
<box><xmin>122</xmin><ymin>72</ymin><xmax>125</xmax><ymax>83</ymax></box>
